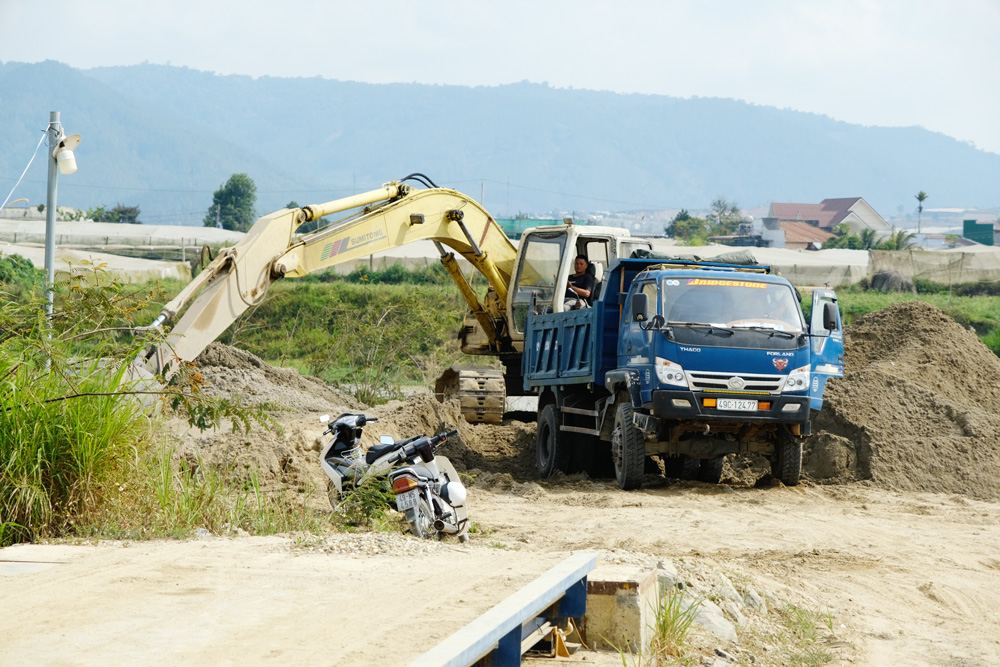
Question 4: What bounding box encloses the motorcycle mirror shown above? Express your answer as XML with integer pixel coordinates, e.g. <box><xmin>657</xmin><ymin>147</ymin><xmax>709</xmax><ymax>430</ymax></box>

<box><xmin>379</xmin><ymin>435</ymin><xmax>395</xmax><ymax>445</ymax></box>
<box><xmin>319</xmin><ymin>414</ymin><xmax>330</xmax><ymax>424</ymax></box>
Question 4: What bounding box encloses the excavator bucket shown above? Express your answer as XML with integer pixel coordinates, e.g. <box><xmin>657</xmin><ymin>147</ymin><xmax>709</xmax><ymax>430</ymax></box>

<box><xmin>435</xmin><ymin>366</ymin><xmax>505</xmax><ymax>424</ymax></box>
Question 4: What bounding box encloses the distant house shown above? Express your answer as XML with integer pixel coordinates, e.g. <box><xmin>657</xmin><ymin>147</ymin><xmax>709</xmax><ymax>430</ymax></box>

<box><xmin>762</xmin><ymin>197</ymin><xmax>891</xmax><ymax>250</ymax></box>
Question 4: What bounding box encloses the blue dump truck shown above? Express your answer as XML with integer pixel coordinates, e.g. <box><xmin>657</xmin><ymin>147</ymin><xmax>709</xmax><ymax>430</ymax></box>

<box><xmin>524</xmin><ymin>257</ymin><xmax>844</xmax><ymax>490</ymax></box>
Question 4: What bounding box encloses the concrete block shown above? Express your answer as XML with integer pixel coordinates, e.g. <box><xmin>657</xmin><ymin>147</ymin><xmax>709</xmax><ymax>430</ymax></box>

<box><xmin>582</xmin><ymin>564</ymin><xmax>659</xmax><ymax>653</ymax></box>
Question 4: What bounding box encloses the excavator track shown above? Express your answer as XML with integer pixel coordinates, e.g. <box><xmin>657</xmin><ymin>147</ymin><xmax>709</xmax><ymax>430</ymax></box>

<box><xmin>435</xmin><ymin>366</ymin><xmax>506</xmax><ymax>424</ymax></box>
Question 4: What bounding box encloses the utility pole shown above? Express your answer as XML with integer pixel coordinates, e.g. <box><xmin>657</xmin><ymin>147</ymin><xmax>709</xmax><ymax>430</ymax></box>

<box><xmin>216</xmin><ymin>203</ymin><xmax>221</xmax><ymax>229</ymax></box>
<box><xmin>44</xmin><ymin>111</ymin><xmax>80</xmax><ymax>323</ymax></box>
<box><xmin>44</xmin><ymin>112</ymin><xmax>61</xmax><ymax>322</ymax></box>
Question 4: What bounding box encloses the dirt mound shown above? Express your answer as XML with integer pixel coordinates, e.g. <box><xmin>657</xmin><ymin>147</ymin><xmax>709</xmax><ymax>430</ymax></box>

<box><xmin>362</xmin><ymin>394</ymin><xmax>538</xmax><ymax>481</ymax></box>
<box><xmin>195</xmin><ymin>343</ymin><xmax>364</xmax><ymax>413</ymax></box>
<box><xmin>172</xmin><ymin>351</ymin><xmax>539</xmax><ymax>506</ymax></box>
<box><xmin>811</xmin><ymin>301</ymin><xmax>1000</xmax><ymax>499</ymax></box>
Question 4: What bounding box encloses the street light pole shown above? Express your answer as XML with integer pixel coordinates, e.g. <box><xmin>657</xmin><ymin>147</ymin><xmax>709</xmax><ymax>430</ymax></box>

<box><xmin>44</xmin><ymin>111</ymin><xmax>61</xmax><ymax>321</ymax></box>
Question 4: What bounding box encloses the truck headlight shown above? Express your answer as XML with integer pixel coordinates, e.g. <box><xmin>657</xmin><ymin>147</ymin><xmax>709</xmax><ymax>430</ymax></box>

<box><xmin>655</xmin><ymin>357</ymin><xmax>687</xmax><ymax>387</ymax></box>
<box><xmin>783</xmin><ymin>365</ymin><xmax>810</xmax><ymax>392</ymax></box>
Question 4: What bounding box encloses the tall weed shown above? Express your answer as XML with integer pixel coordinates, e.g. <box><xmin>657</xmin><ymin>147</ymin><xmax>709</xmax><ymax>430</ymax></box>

<box><xmin>0</xmin><ymin>269</ymin><xmax>280</xmax><ymax>546</ymax></box>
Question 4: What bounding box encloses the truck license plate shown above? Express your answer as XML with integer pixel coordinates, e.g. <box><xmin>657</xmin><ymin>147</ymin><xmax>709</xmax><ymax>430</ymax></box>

<box><xmin>717</xmin><ymin>398</ymin><xmax>758</xmax><ymax>412</ymax></box>
<box><xmin>396</xmin><ymin>489</ymin><xmax>419</xmax><ymax>511</ymax></box>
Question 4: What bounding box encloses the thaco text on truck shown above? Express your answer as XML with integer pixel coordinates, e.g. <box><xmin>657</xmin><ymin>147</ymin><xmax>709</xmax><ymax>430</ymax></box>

<box><xmin>522</xmin><ymin>254</ymin><xmax>844</xmax><ymax>490</ymax></box>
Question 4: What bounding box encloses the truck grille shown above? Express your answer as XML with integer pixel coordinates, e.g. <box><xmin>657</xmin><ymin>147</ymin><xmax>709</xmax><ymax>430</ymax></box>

<box><xmin>687</xmin><ymin>371</ymin><xmax>784</xmax><ymax>394</ymax></box>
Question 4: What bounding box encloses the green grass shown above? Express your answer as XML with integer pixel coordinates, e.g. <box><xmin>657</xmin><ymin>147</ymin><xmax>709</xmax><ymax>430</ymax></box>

<box><xmin>0</xmin><ymin>271</ymin><xmax>321</xmax><ymax>546</ymax></box>
<box><xmin>778</xmin><ymin>604</ymin><xmax>835</xmax><ymax>666</ymax></box>
<box><xmin>219</xmin><ymin>280</ymin><xmax>487</xmax><ymax>401</ymax></box>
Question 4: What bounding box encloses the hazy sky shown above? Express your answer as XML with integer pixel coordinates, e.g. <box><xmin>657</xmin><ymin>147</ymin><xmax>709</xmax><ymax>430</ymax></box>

<box><xmin>2</xmin><ymin>0</ymin><xmax>998</xmax><ymax>154</ymax></box>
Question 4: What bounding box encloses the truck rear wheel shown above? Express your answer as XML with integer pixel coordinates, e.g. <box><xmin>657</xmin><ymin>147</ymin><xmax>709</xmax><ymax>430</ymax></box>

<box><xmin>771</xmin><ymin>429</ymin><xmax>802</xmax><ymax>486</ymax></box>
<box><xmin>664</xmin><ymin>456</ymin><xmax>700</xmax><ymax>480</ymax></box>
<box><xmin>537</xmin><ymin>404</ymin><xmax>571</xmax><ymax>478</ymax></box>
<box><xmin>612</xmin><ymin>402</ymin><xmax>645</xmax><ymax>490</ymax></box>
<box><xmin>697</xmin><ymin>456</ymin><xmax>725</xmax><ymax>484</ymax></box>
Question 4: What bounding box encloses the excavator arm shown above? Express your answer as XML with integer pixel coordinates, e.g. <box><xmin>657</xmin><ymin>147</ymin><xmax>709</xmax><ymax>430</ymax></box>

<box><xmin>142</xmin><ymin>182</ymin><xmax>518</xmax><ymax>382</ymax></box>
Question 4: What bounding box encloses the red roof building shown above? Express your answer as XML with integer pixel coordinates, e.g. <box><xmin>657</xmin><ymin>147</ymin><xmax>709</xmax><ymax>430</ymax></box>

<box><xmin>762</xmin><ymin>197</ymin><xmax>891</xmax><ymax>249</ymax></box>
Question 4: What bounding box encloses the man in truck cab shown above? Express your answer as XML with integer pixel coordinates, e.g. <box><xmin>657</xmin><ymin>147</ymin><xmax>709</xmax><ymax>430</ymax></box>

<box><xmin>565</xmin><ymin>254</ymin><xmax>596</xmax><ymax>308</ymax></box>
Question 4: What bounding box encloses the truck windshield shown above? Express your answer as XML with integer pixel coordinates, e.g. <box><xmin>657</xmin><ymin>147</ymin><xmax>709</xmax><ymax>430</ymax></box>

<box><xmin>662</xmin><ymin>277</ymin><xmax>804</xmax><ymax>333</ymax></box>
<box><xmin>511</xmin><ymin>232</ymin><xmax>567</xmax><ymax>332</ymax></box>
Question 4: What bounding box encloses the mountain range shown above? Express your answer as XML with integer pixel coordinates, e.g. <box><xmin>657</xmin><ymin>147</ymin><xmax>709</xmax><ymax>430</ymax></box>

<box><xmin>2</xmin><ymin>60</ymin><xmax>998</xmax><ymax>226</ymax></box>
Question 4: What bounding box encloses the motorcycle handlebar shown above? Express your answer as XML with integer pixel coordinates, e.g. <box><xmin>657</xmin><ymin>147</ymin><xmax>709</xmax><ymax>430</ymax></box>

<box><xmin>393</xmin><ymin>428</ymin><xmax>459</xmax><ymax>463</ymax></box>
<box><xmin>323</xmin><ymin>412</ymin><xmax>378</xmax><ymax>435</ymax></box>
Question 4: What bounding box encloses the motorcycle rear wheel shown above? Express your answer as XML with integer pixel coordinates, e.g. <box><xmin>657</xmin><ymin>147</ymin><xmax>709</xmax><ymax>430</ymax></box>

<box><xmin>407</xmin><ymin>498</ymin><xmax>434</xmax><ymax>539</ymax></box>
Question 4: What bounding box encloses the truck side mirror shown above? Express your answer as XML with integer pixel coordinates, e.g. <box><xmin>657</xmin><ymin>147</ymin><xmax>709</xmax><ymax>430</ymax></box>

<box><xmin>631</xmin><ymin>293</ymin><xmax>648</xmax><ymax>322</ymax></box>
<box><xmin>823</xmin><ymin>302</ymin><xmax>838</xmax><ymax>331</ymax></box>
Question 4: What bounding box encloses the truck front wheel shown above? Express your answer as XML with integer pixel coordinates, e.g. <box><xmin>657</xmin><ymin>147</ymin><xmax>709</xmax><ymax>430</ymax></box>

<box><xmin>771</xmin><ymin>429</ymin><xmax>802</xmax><ymax>486</ymax></box>
<box><xmin>612</xmin><ymin>402</ymin><xmax>645</xmax><ymax>490</ymax></box>
<box><xmin>537</xmin><ymin>404</ymin><xmax>571</xmax><ymax>478</ymax></box>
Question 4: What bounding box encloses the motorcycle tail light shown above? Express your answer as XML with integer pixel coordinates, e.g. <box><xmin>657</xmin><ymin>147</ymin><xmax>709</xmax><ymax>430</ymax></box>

<box><xmin>392</xmin><ymin>476</ymin><xmax>418</xmax><ymax>494</ymax></box>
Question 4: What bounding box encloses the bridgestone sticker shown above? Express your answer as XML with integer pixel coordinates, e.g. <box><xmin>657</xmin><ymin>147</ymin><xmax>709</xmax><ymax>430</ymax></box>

<box><xmin>685</xmin><ymin>278</ymin><xmax>766</xmax><ymax>289</ymax></box>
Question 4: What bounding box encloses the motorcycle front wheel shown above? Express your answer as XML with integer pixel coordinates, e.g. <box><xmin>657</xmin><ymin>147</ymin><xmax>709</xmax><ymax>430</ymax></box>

<box><xmin>407</xmin><ymin>498</ymin><xmax>434</xmax><ymax>539</ymax></box>
<box><xmin>326</xmin><ymin>480</ymin><xmax>340</xmax><ymax>510</ymax></box>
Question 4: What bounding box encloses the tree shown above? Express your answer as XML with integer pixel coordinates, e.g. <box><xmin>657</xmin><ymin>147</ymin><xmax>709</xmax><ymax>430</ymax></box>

<box><xmin>671</xmin><ymin>216</ymin><xmax>712</xmax><ymax>245</ymax></box>
<box><xmin>915</xmin><ymin>191</ymin><xmax>928</xmax><ymax>234</ymax></box>
<box><xmin>706</xmin><ymin>197</ymin><xmax>743</xmax><ymax>236</ymax></box>
<box><xmin>204</xmin><ymin>173</ymin><xmax>257</xmax><ymax>232</ymax></box>
<box><xmin>664</xmin><ymin>209</ymin><xmax>690</xmax><ymax>236</ymax></box>
<box><xmin>858</xmin><ymin>228</ymin><xmax>878</xmax><ymax>250</ymax></box>
<box><xmin>878</xmin><ymin>229</ymin><xmax>915</xmax><ymax>251</ymax></box>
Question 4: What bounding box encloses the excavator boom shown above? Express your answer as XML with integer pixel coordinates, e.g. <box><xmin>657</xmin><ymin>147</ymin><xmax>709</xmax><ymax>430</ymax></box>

<box><xmin>141</xmin><ymin>182</ymin><xmax>517</xmax><ymax>422</ymax></box>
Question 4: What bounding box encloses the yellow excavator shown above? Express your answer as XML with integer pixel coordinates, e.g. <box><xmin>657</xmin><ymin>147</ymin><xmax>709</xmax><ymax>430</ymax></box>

<box><xmin>140</xmin><ymin>175</ymin><xmax>649</xmax><ymax>422</ymax></box>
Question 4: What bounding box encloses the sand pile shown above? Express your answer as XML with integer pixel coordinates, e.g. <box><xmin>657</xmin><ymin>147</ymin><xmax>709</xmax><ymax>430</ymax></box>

<box><xmin>811</xmin><ymin>301</ymin><xmax>1000</xmax><ymax>499</ymax></box>
<box><xmin>173</xmin><ymin>345</ymin><xmax>538</xmax><ymax>504</ymax></box>
<box><xmin>350</xmin><ymin>394</ymin><xmax>539</xmax><ymax>481</ymax></box>
<box><xmin>195</xmin><ymin>343</ymin><xmax>364</xmax><ymax>413</ymax></box>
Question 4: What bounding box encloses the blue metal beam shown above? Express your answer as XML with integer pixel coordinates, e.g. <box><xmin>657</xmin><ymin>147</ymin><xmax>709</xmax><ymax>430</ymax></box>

<box><xmin>408</xmin><ymin>551</ymin><xmax>598</xmax><ymax>667</ymax></box>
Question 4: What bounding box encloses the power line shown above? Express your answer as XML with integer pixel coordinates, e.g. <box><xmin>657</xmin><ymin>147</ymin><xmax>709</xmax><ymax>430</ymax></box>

<box><xmin>4</xmin><ymin>172</ymin><xmax>678</xmax><ymax>211</ymax></box>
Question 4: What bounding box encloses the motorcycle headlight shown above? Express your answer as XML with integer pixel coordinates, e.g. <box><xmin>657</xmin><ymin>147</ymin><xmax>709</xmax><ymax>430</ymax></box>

<box><xmin>783</xmin><ymin>365</ymin><xmax>810</xmax><ymax>393</ymax></box>
<box><xmin>655</xmin><ymin>357</ymin><xmax>687</xmax><ymax>387</ymax></box>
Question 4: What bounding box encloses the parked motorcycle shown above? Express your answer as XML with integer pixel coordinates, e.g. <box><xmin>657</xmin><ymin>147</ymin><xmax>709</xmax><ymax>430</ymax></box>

<box><xmin>387</xmin><ymin>429</ymin><xmax>470</xmax><ymax>542</ymax></box>
<box><xmin>317</xmin><ymin>413</ymin><xmax>470</xmax><ymax>541</ymax></box>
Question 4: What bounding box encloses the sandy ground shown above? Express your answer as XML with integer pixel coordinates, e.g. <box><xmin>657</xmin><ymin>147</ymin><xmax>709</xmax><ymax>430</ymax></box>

<box><xmin>3</xmin><ymin>482</ymin><xmax>999</xmax><ymax>666</ymax></box>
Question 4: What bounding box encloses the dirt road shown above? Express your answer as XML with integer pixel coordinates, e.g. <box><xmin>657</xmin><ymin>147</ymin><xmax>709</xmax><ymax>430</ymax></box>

<box><xmin>3</xmin><ymin>480</ymin><xmax>998</xmax><ymax>666</ymax></box>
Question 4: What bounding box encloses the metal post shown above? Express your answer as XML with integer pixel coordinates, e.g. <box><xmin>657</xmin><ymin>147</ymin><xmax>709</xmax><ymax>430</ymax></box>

<box><xmin>44</xmin><ymin>111</ymin><xmax>61</xmax><ymax>322</ymax></box>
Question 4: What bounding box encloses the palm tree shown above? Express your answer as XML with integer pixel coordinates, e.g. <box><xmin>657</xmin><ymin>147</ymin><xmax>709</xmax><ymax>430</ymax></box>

<box><xmin>915</xmin><ymin>191</ymin><xmax>929</xmax><ymax>234</ymax></box>
<box><xmin>859</xmin><ymin>228</ymin><xmax>878</xmax><ymax>249</ymax></box>
<box><xmin>878</xmin><ymin>229</ymin><xmax>915</xmax><ymax>251</ymax></box>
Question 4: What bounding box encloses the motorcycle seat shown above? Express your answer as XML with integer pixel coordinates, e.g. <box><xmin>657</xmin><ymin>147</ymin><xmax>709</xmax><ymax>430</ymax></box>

<box><xmin>365</xmin><ymin>443</ymin><xmax>399</xmax><ymax>464</ymax></box>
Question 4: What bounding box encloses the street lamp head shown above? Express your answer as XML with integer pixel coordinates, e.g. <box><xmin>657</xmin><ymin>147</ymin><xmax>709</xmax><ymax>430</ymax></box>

<box><xmin>53</xmin><ymin>134</ymin><xmax>81</xmax><ymax>175</ymax></box>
